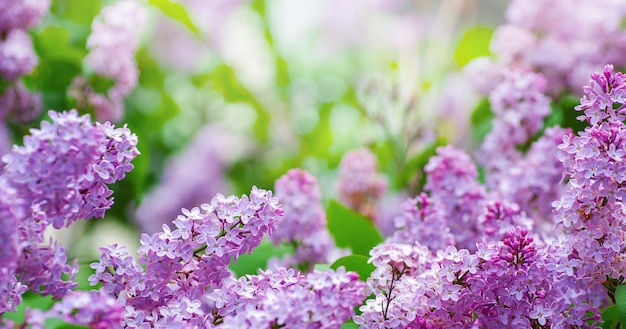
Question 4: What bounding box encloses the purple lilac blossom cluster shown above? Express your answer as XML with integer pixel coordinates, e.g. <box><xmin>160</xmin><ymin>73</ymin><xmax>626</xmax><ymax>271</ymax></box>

<box><xmin>0</xmin><ymin>0</ymin><xmax>49</xmax><ymax>81</ymax></box>
<box><xmin>480</xmin><ymin>68</ymin><xmax>568</xmax><ymax>222</ymax></box>
<box><xmin>270</xmin><ymin>169</ymin><xmax>346</xmax><ymax>271</ymax></box>
<box><xmin>388</xmin><ymin>193</ymin><xmax>454</xmax><ymax>251</ymax></box>
<box><xmin>423</xmin><ymin>145</ymin><xmax>486</xmax><ymax>250</ymax></box>
<box><xmin>0</xmin><ymin>0</ymin><xmax>48</xmax><ymax>126</ymax></box>
<box><xmin>356</xmin><ymin>227</ymin><xmax>597</xmax><ymax>328</ymax></box>
<box><xmin>71</xmin><ymin>0</ymin><xmax>147</xmax><ymax>122</ymax></box>
<box><xmin>549</xmin><ymin>64</ymin><xmax>626</xmax><ymax>320</ymax></box>
<box><xmin>488</xmin><ymin>0</ymin><xmax>626</xmax><ymax>96</ymax></box>
<box><xmin>89</xmin><ymin>187</ymin><xmax>285</xmax><ymax>327</ymax></box>
<box><xmin>338</xmin><ymin>148</ymin><xmax>388</xmax><ymax>222</ymax></box>
<box><xmin>210</xmin><ymin>266</ymin><xmax>366</xmax><ymax>328</ymax></box>
<box><xmin>0</xmin><ymin>109</ymin><xmax>139</xmax><ymax>315</ymax></box>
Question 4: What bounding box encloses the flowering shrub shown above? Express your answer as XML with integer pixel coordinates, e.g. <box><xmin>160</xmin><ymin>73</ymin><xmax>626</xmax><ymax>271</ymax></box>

<box><xmin>3</xmin><ymin>1</ymin><xmax>626</xmax><ymax>329</ymax></box>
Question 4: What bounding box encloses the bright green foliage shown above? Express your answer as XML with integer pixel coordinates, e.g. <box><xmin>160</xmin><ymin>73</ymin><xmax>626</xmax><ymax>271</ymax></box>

<box><xmin>327</xmin><ymin>201</ymin><xmax>384</xmax><ymax>256</ymax></box>
<box><xmin>454</xmin><ymin>26</ymin><xmax>493</xmax><ymax>67</ymax></box>
<box><xmin>148</xmin><ymin>0</ymin><xmax>200</xmax><ymax>36</ymax></box>
<box><xmin>331</xmin><ymin>255</ymin><xmax>376</xmax><ymax>282</ymax></box>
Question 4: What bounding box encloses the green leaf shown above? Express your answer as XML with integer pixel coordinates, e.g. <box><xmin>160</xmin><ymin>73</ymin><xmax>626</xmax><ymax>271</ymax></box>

<box><xmin>205</xmin><ymin>65</ymin><xmax>271</xmax><ymax>142</ymax></box>
<box><xmin>331</xmin><ymin>255</ymin><xmax>376</xmax><ymax>281</ymax></box>
<box><xmin>470</xmin><ymin>98</ymin><xmax>494</xmax><ymax>143</ymax></box>
<box><xmin>327</xmin><ymin>201</ymin><xmax>383</xmax><ymax>256</ymax></box>
<box><xmin>229</xmin><ymin>240</ymin><xmax>294</xmax><ymax>277</ymax></box>
<box><xmin>600</xmin><ymin>305</ymin><xmax>618</xmax><ymax>329</ymax></box>
<box><xmin>615</xmin><ymin>285</ymin><xmax>626</xmax><ymax>327</ymax></box>
<box><xmin>396</xmin><ymin>137</ymin><xmax>447</xmax><ymax>188</ymax></box>
<box><xmin>51</xmin><ymin>0</ymin><xmax>102</xmax><ymax>26</ymax></box>
<box><xmin>88</xmin><ymin>74</ymin><xmax>116</xmax><ymax>94</ymax></box>
<box><xmin>45</xmin><ymin>318</ymin><xmax>90</xmax><ymax>329</ymax></box>
<box><xmin>454</xmin><ymin>26</ymin><xmax>493</xmax><ymax>67</ymax></box>
<box><xmin>341</xmin><ymin>320</ymin><xmax>359</xmax><ymax>329</ymax></box>
<box><xmin>314</xmin><ymin>264</ymin><xmax>331</xmax><ymax>272</ymax></box>
<box><xmin>148</xmin><ymin>0</ymin><xmax>200</xmax><ymax>36</ymax></box>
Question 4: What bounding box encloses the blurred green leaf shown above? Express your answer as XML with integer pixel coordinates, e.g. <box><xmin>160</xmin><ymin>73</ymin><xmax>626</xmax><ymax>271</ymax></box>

<box><xmin>327</xmin><ymin>201</ymin><xmax>383</xmax><ymax>256</ymax></box>
<box><xmin>88</xmin><ymin>74</ymin><xmax>116</xmax><ymax>94</ymax></box>
<box><xmin>396</xmin><ymin>137</ymin><xmax>447</xmax><ymax>189</ymax></box>
<box><xmin>137</xmin><ymin>47</ymin><xmax>166</xmax><ymax>90</ymax></box>
<box><xmin>454</xmin><ymin>26</ymin><xmax>493</xmax><ymax>67</ymax></box>
<box><xmin>1</xmin><ymin>294</ymin><xmax>55</xmax><ymax>324</ymax></box>
<box><xmin>314</xmin><ymin>264</ymin><xmax>331</xmax><ymax>271</ymax></box>
<box><xmin>342</xmin><ymin>321</ymin><xmax>359</xmax><ymax>329</ymax></box>
<box><xmin>616</xmin><ymin>285</ymin><xmax>626</xmax><ymax>328</ymax></box>
<box><xmin>331</xmin><ymin>255</ymin><xmax>375</xmax><ymax>281</ymax></box>
<box><xmin>148</xmin><ymin>0</ymin><xmax>200</xmax><ymax>36</ymax></box>
<box><xmin>555</xmin><ymin>94</ymin><xmax>587</xmax><ymax>133</ymax></box>
<box><xmin>229</xmin><ymin>240</ymin><xmax>294</xmax><ymax>277</ymax></box>
<box><xmin>51</xmin><ymin>0</ymin><xmax>102</xmax><ymax>26</ymax></box>
<box><xmin>600</xmin><ymin>305</ymin><xmax>618</xmax><ymax>329</ymax></box>
<box><xmin>470</xmin><ymin>98</ymin><xmax>494</xmax><ymax>143</ymax></box>
<box><xmin>45</xmin><ymin>318</ymin><xmax>90</xmax><ymax>329</ymax></box>
<box><xmin>300</xmin><ymin>103</ymin><xmax>333</xmax><ymax>159</ymax></box>
<box><xmin>205</xmin><ymin>65</ymin><xmax>271</xmax><ymax>142</ymax></box>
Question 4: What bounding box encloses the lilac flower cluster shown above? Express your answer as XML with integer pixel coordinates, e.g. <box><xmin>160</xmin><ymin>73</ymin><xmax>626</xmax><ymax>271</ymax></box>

<box><xmin>0</xmin><ymin>110</ymin><xmax>139</xmax><ymax>314</ymax></box>
<box><xmin>0</xmin><ymin>82</ymin><xmax>42</xmax><ymax>124</ymax></box>
<box><xmin>423</xmin><ymin>145</ymin><xmax>486</xmax><ymax>250</ymax></box>
<box><xmin>388</xmin><ymin>193</ymin><xmax>454</xmax><ymax>251</ymax></box>
<box><xmin>89</xmin><ymin>187</ymin><xmax>284</xmax><ymax>327</ymax></box>
<box><xmin>338</xmin><ymin>148</ymin><xmax>388</xmax><ymax>222</ymax></box>
<box><xmin>550</xmin><ymin>64</ymin><xmax>626</xmax><ymax>318</ymax></box>
<box><xmin>480</xmin><ymin>68</ymin><xmax>568</xmax><ymax>221</ymax></box>
<box><xmin>270</xmin><ymin>169</ymin><xmax>345</xmax><ymax>271</ymax></box>
<box><xmin>357</xmin><ymin>227</ymin><xmax>595</xmax><ymax>328</ymax></box>
<box><xmin>71</xmin><ymin>1</ymin><xmax>147</xmax><ymax>122</ymax></box>
<box><xmin>0</xmin><ymin>0</ymin><xmax>48</xmax><ymax>125</ymax></box>
<box><xmin>211</xmin><ymin>266</ymin><xmax>366</xmax><ymax>328</ymax></box>
<box><xmin>489</xmin><ymin>0</ymin><xmax>626</xmax><ymax>95</ymax></box>
<box><xmin>0</xmin><ymin>0</ymin><xmax>48</xmax><ymax>81</ymax></box>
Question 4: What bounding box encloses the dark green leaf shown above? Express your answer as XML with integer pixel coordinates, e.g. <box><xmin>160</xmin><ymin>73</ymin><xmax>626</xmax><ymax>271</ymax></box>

<box><xmin>45</xmin><ymin>318</ymin><xmax>90</xmax><ymax>329</ymax></box>
<box><xmin>454</xmin><ymin>26</ymin><xmax>493</xmax><ymax>67</ymax></box>
<box><xmin>470</xmin><ymin>98</ymin><xmax>494</xmax><ymax>143</ymax></box>
<box><xmin>600</xmin><ymin>305</ymin><xmax>618</xmax><ymax>329</ymax></box>
<box><xmin>396</xmin><ymin>137</ymin><xmax>447</xmax><ymax>188</ymax></box>
<box><xmin>148</xmin><ymin>0</ymin><xmax>200</xmax><ymax>36</ymax></box>
<box><xmin>51</xmin><ymin>0</ymin><xmax>102</xmax><ymax>26</ymax></box>
<box><xmin>341</xmin><ymin>320</ymin><xmax>359</xmax><ymax>329</ymax></box>
<box><xmin>229</xmin><ymin>240</ymin><xmax>294</xmax><ymax>277</ymax></box>
<box><xmin>314</xmin><ymin>264</ymin><xmax>331</xmax><ymax>271</ymax></box>
<box><xmin>327</xmin><ymin>200</ymin><xmax>383</xmax><ymax>256</ymax></box>
<box><xmin>615</xmin><ymin>285</ymin><xmax>626</xmax><ymax>327</ymax></box>
<box><xmin>331</xmin><ymin>255</ymin><xmax>376</xmax><ymax>281</ymax></box>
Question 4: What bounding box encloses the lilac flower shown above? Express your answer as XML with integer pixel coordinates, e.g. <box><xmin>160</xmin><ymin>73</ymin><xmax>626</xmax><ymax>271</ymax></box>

<box><xmin>338</xmin><ymin>148</ymin><xmax>388</xmax><ymax>221</ymax></box>
<box><xmin>270</xmin><ymin>169</ymin><xmax>346</xmax><ymax>270</ymax></box>
<box><xmin>388</xmin><ymin>193</ymin><xmax>454</xmax><ymax>250</ymax></box>
<box><xmin>90</xmin><ymin>187</ymin><xmax>283</xmax><ymax>327</ymax></box>
<box><xmin>72</xmin><ymin>1</ymin><xmax>147</xmax><ymax>121</ymax></box>
<box><xmin>214</xmin><ymin>266</ymin><xmax>366</xmax><ymax>328</ymax></box>
<box><xmin>0</xmin><ymin>0</ymin><xmax>50</xmax><ymax>32</ymax></box>
<box><xmin>0</xmin><ymin>110</ymin><xmax>139</xmax><ymax>314</ymax></box>
<box><xmin>423</xmin><ymin>145</ymin><xmax>486</xmax><ymax>250</ymax></box>
<box><xmin>0</xmin><ymin>81</ymin><xmax>42</xmax><ymax>123</ymax></box>
<box><xmin>0</xmin><ymin>29</ymin><xmax>38</xmax><ymax>81</ymax></box>
<box><xmin>487</xmin><ymin>0</ymin><xmax>626</xmax><ymax>95</ymax></box>
<box><xmin>549</xmin><ymin>65</ymin><xmax>626</xmax><ymax>325</ymax></box>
